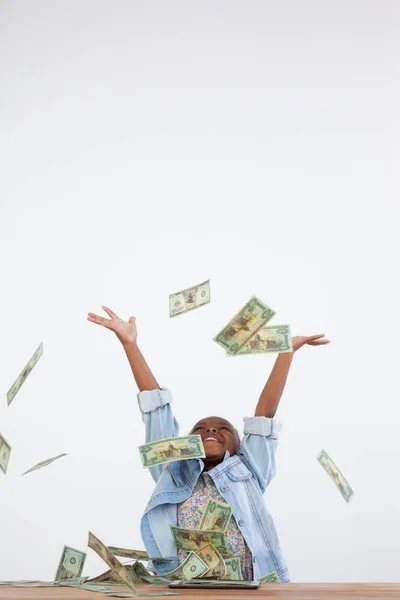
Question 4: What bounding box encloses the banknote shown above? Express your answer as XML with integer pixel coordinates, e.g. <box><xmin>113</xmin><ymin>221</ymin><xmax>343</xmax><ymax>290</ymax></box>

<box><xmin>199</xmin><ymin>500</ymin><xmax>233</xmax><ymax>532</ymax></box>
<box><xmin>7</xmin><ymin>342</ymin><xmax>43</xmax><ymax>406</ymax></box>
<box><xmin>163</xmin><ymin>552</ymin><xmax>208</xmax><ymax>580</ymax></box>
<box><xmin>195</xmin><ymin>544</ymin><xmax>226</xmax><ymax>578</ymax></box>
<box><xmin>170</xmin><ymin>526</ymin><xmax>229</xmax><ymax>556</ymax></box>
<box><xmin>131</xmin><ymin>560</ymin><xmax>165</xmax><ymax>583</ymax></box>
<box><xmin>139</xmin><ymin>435</ymin><xmax>205</xmax><ymax>469</ymax></box>
<box><xmin>235</xmin><ymin>325</ymin><xmax>292</xmax><ymax>355</ymax></box>
<box><xmin>213</xmin><ymin>297</ymin><xmax>276</xmax><ymax>355</ymax></box>
<box><xmin>88</xmin><ymin>531</ymin><xmax>137</xmax><ymax>592</ymax></box>
<box><xmin>317</xmin><ymin>449</ymin><xmax>354</xmax><ymax>503</ymax></box>
<box><xmin>21</xmin><ymin>453</ymin><xmax>67</xmax><ymax>476</ymax></box>
<box><xmin>223</xmin><ymin>557</ymin><xmax>242</xmax><ymax>580</ymax></box>
<box><xmin>108</xmin><ymin>546</ymin><xmax>174</xmax><ymax>562</ymax></box>
<box><xmin>169</xmin><ymin>280</ymin><xmax>210</xmax><ymax>318</ymax></box>
<box><xmin>258</xmin><ymin>570</ymin><xmax>281</xmax><ymax>583</ymax></box>
<box><xmin>0</xmin><ymin>434</ymin><xmax>11</xmax><ymax>474</ymax></box>
<box><xmin>87</xmin><ymin>566</ymin><xmax>135</xmax><ymax>584</ymax></box>
<box><xmin>55</xmin><ymin>546</ymin><xmax>86</xmax><ymax>581</ymax></box>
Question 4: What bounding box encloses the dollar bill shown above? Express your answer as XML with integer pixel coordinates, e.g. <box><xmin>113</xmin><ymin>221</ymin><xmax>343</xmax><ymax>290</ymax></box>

<box><xmin>108</xmin><ymin>547</ymin><xmax>174</xmax><ymax>562</ymax></box>
<box><xmin>139</xmin><ymin>435</ymin><xmax>205</xmax><ymax>469</ymax></box>
<box><xmin>223</xmin><ymin>557</ymin><xmax>242</xmax><ymax>580</ymax></box>
<box><xmin>0</xmin><ymin>434</ymin><xmax>11</xmax><ymax>474</ymax></box>
<box><xmin>87</xmin><ymin>566</ymin><xmax>135</xmax><ymax>584</ymax></box>
<box><xmin>21</xmin><ymin>453</ymin><xmax>67</xmax><ymax>476</ymax></box>
<box><xmin>55</xmin><ymin>546</ymin><xmax>86</xmax><ymax>581</ymax></box>
<box><xmin>317</xmin><ymin>449</ymin><xmax>354</xmax><ymax>503</ymax></box>
<box><xmin>235</xmin><ymin>325</ymin><xmax>292</xmax><ymax>355</ymax></box>
<box><xmin>213</xmin><ymin>297</ymin><xmax>276</xmax><ymax>355</ymax></box>
<box><xmin>169</xmin><ymin>280</ymin><xmax>210</xmax><ymax>318</ymax></box>
<box><xmin>163</xmin><ymin>552</ymin><xmax>209</xmax><ymax>580</ymax></box>
<box><xmin>7</xmin><ymin>342</ymin><xmax>43</xmax><ymax>406</ymax></box>
<box><xmin>194</xmin><ymin>544</ymin><xmax>226</xmax><ymax>578</ymax></box>
<box><xmin>198</xmin><ymin>499</ymin><xmax>233</xmax><ymax>532</ymax></box>
<box><xmin>170</xmin><ymin>526</ymin><xmax>229</xmax><ymax>556</ymax></box>
<box><xmin>258</xmin><ymin>570</ymin><xmax>281</xmax><ymax>583</ymax></box>
<box><xmin>88</xmin><ymin>531</ymin><xmax>137</xmax><ymax>592</ymax></box>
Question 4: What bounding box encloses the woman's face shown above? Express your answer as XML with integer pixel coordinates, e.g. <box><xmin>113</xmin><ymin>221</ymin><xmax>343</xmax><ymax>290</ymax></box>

<box><xmin>190</xmin><ymin>416</ymin><xmax>239</xmax><ymax>468</ymax></box>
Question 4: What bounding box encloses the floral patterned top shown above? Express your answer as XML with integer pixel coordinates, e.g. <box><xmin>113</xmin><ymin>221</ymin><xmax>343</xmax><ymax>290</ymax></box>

<box><xmin>177</xmin><ymin>471</ymin><xmax>254</xmax><ymax>580</ymax></box>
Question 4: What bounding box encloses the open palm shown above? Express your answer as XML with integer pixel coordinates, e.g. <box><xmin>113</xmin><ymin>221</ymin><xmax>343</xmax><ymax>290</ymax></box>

<box><xmin>292</xmin><ymin>334</ymin><xmax>330</xmax><ymax>353</ymax></box>
<box><xmin>87</xmin><ymin>306</ymin><xmax>137</xmax><ymax>346</ymax></box>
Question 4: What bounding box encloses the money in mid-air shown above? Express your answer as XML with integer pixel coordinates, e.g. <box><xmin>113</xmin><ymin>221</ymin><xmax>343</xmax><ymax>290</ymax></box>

<box><xmin>7</xmin><ymin>342</ymin><xmax>43</xmax><ymax>406</ymax></box>
<box><xmin>169</xmin><ymin>280</ymin><xmax>210</xmax><ymax>318</ymax></box>
<box><xmin>194</xmin><ymin>543</ymin><xmax>226</xmax><ymax>578</ymax></box>
<box><xmin>170</xmin><ymin>526</ymin><xmax>229</xmax><ymax>556</ymax></box>
<box><xmin>0</xmin><ymin>434</ymin><xmax>11</xmax><ymax>474</ymax></box>
<box><xmin>55</xmin><ymin>546</ymin><xmax>87</xmax><ymax>581</ymax></box>
<box><xmin>258</xmin><ymin>570</ymin><xmax>281</xmax><ymax>583</ymax></box>
<box><xmin>213</xmin><ymin>296</ymin><xmax>276</xmax><ymax>355</ymax></box>
<box><xmin>235</xmin><ymin>325</ymin><xmax>292</xmax><ymax>355</ymax></box>
<box><xmin>317</xmin><ymin>449</ymin><xmax>354</xmax><ymax>503</ymax></box>
<box><xmin>198</xmin><ymin>500</ymin><xmax>233</xmax><ymax>532</ymax></box>
<box><xmin>21</xmin><ymin>453</ymin><xmax>67</xmax><ymax>476</ymax></box>
<box><xmin>223</xmin><ymin>557</ymin><xmax>242</xmax><ymax>580</ymax></box>
<box><xmin>163</xmin><ymin>552</ymin><xmax>209</xmax><ymax>580</ymax></box>
<box><xmin>139</xmin><ymin>435</ymin><xmax>205</xmax><ymax>469</ymax></box>
<box><xmin>88</xmin><ymin>532</ymin><xmax>136</xmax><ymax>592</ymax></box>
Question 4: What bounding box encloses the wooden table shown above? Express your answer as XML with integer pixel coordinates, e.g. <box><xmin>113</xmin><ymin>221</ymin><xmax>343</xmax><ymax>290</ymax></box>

<box><xmin>0</xmin><ymin>583</ymin><xmax>399</xmax><ymax>599</ymax></box>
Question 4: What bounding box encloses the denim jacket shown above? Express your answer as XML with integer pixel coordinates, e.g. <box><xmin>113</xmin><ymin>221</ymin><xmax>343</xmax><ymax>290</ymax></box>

<box><xmin>138</xmin><ymin>388</ymin><xmax>290</xmax><ymax>582</ymax></box>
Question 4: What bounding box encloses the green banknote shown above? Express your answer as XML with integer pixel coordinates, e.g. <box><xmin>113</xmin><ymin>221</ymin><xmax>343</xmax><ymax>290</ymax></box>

<box><xmin>87</xmin><ymin>566</ymin><xmax>136</xmax><ymax>584</ymax></box>
<box><xmin>258</xmin><ymin>570</ymin><xmax>281</xmax><ymax>583</ymax></box>
<box><xmin>198</xmin><ymin>500</ymin><xmax>233</xmax><ymax>532</ymax></box>
<box><xmin>169</xmin><ymin>280</ymin><xmax>210</xmax><ymax>318</ymax></box>
<box><xmin>194</xmin><ymin>543</ymin><xmax>226</xmax><ymax>578</ymax></box>
<box><xmin>21</xmin><ymin>453</ymin><xmax>67</xmax><ymax>476</ymax></box>
<box><xmin>223</xmin><ymin>557</ymin><xmax>242</xmax><ymax>580</ymax></box>
<box><xmin>163</xmin><ymin>552</ymin><xmax>208</xmax><ymax>580</ymax></box>
<box><xmin>108</xmin><ymin>546</ymin><xmax>174</xmax><ymax>562</ymax></box>
<box><xmin>55</xmin><ymin>546</ymin><xmax>86</xmax><ymax>581</ymax></box>
<box><xmin>213</xmin><ymin>296</ymin><xmax>276</xmax><ymax>355</ymax></box>
<box><xmin>0</xmin><ymin>433</ymin><xmax>11</xmax><ymax>474</ymax></box>
<box><xmin>317</xmin><ymin>449</ymin><xmax>354</xmax><ymax>503</ymax></box>
<box><xmin>7</xmin><ymin>342</ymin><xmax>43</xmax><ymax>406</ymax></box>
<box><xmin>235</xmin><ymin>325</ymin><xmax>292</xmax><ymax>355</ymax></box>
<box><xmin>139</xmin><ymin>435</ymin><xmax>205</xmax><ymax>469</ymax></box>
<box><xmin>88</xmin><ymin>531</ymin><xmax>136</xmax><ymax>592</ymax></box>
<box><xmin>170</xmin><ymin>526</ymin><xmax>228</xmax><ymax>556</ymax></box>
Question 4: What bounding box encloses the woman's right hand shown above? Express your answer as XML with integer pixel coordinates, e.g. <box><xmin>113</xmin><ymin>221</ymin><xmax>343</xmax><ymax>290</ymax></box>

<box><xmin>87</xmin><ymin>306</ymin><xmax>138</xmax><ymax>346</ymax></box>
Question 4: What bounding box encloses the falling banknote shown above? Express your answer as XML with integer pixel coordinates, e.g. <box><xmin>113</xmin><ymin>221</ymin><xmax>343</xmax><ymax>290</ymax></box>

<box><xmin>139</xmin><ymin>435</ymin><xmax>205</xmax><ymax>469</ymax></box>
<box><xmin>21</xmin><ymin>453</ymin><xmax>67</xmax><ymax>476</ymax></box>
<box><xmin>7</xmin><ymin>342</ymin><xmax>43</xmax><ymax>406</ymax></box>
<box><xmin>223</xmin><ymin>557</ymin><xmax>242</xmax><ymax>580</ymax></box>
<box><xmin>55</xmin><ymin>546</ymin><xmax>87</xmax><ymax>581</ymax></box>
<box><xmin>194</xmin><ymin>543</ymin><xmax>226</xmax><ymax>578</ymax></box>
<box><xmin>317</xmin><ymin>449</ymin><xmax>354</xmax><ymax>503</ymax></box>
<box><xmin>0</xmin><ymin>434</ymin><xmax>11</xmax><ymax>474</ymax></box>
<box><xmin>88</xmin><ymin>531</ymin><xmax>136</xmax><ymax>592</ymax></box>
<box><xmin>170</xmin><ymin>526</ymin><xmax>229</xmax><ymax>556</ymax></box>
<box><xmin>108</xmin><ymin>546</ymin><xmax>174</xmax><ymax>562</ymax></box>
<box><xmin>235</xmin><ymin>325</ymin><xmax>292</xmax><ymax>355</ymax></box>
<box><xmin>163</xmin><ymin>552</ymin><xmax>209</xmax><ymax>580</ymax></box>
<box><xmin>213</xmin><ymin>296</ymin><xmax>276</xmax><ymax>355</ymax></box>
<box><xmin>169</xmin><ymin>280</ymin><xmax>210</xmax><ymax>318</ymax></box>
<box><xmin>258</xmin><ymin>571</ymin><xmax>281</xmax><ymax>583</ymax></box>
<box><xmin>199</xmin><ymin>499</ymin><xmax>233</xmax><ymax>532</ymax></box>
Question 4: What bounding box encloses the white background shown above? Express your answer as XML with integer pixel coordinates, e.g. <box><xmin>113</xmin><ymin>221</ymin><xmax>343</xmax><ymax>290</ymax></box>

<box><xmin>0</xmin><ymin>0</ymin><xmax>398</xmax><ymax>583</ymax></box>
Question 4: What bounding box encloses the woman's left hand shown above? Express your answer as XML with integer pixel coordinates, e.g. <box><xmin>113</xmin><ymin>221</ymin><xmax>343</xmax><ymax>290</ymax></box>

<box><xmin>292</xmin><ymin>334</ymin><xmax>330</xmax><ymax>353</ymax></box>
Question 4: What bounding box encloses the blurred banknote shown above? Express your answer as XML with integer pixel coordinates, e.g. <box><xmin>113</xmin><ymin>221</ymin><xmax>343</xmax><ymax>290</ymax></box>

<box><xmin>258</xmin><ymin>571</ymin><xmax>281</xmax><ymax>583</ymax></box>
<box><xmin>223</xmin><ymin>557</ymin><xmax>242</xmax><ymax>580</ymax></box>
<box><xmin>170</xmin><ymin>526</ymin><xmax>228</xmax><ymax>556</ymax></box>
<box><xmin>163</xmin><ymin>552</ymin><xmax>208</xmax><ymax>580</ymax></box>
<box><xmin>317</xmin><ymin>449</ymin><xmax>354</xmax><ymax>503</ymax></box>
<box><xmin>235</xmin><ymin>325</ymin><xmax>292</xmax><ymax>355</ymax></box>
<box><xmin>7</xmin><ymin>342</ymin><xmax>43</xmax><ymax>406</ymax></box>
<box><xmin>88</xmin><ymin>531</ymin><xmax>136</xmax><ymax>592</ymax></box>
<box><xmin>213</xmin><ymin>297</ymin><xmax>275</xmax><ymax>355</ymax></box>
<box><xmin>194</xmin><ymin>543</ymin><xmax>225</xmax><ymax>578</ymax></box>
<box><xmin>139</xmin><ymin>435</ymin><xmax>205</xmax><ymax>469</ymax></box>
<box><xmin>169</xmin><ymin>280</ymin><xmax>210</xmax><ymax>318</ymax></box>
<box><xmin>21</xmin><ymin>453</ymin><xmax>67</xmax><ymax>476</ymax></box>
<box><xmin>0</xmin><ymin>434</ymin><xmax>11</xmax><ymax>474</ymax></box>
<box><xmin>199</xmin><ymin>500</ymin><xmax>232</xmax><ymax>532</ymax></box>
<box><xmin>108</xmin><ymin>546</ymin><xmax>174</xmax><ymax>562</ymax></box>
<box><xmin>55</xmin><ymin>546</ymin><xmax>86</xmax><ymax>581</ymax></box>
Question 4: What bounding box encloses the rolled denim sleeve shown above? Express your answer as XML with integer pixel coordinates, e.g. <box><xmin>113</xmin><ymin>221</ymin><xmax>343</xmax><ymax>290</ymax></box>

<box><xmin>238</xmin><ymin>416</ymin><xmax>282</xmax><ymax>494</ymax></box>
<box><xmin>137</xmin><ymin>388</ymin><xmax>180</xmax><ymax>483</ymax></box>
